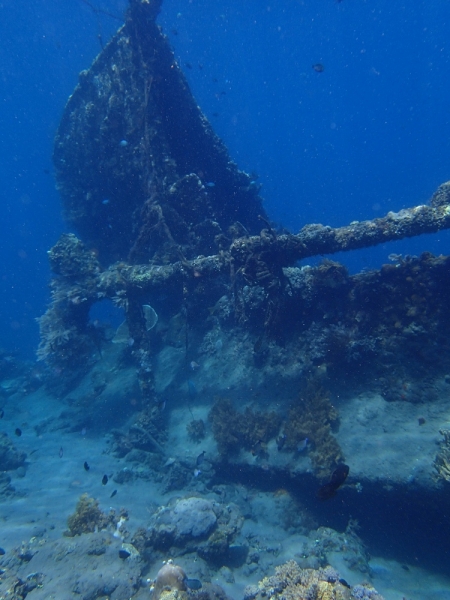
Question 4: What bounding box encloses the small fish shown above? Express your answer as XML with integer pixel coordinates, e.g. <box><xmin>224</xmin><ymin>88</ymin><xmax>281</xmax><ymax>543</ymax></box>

<box><xmin>0</xmin><ymin>409</ymin><xmax>4</xmax><ymax>419</ymax></box>
<box><xmin>102</xmin><ymin>474</ymin><xmax>108</xmax><ymax>485</ymax></box>
<box><xmin>0</xmin><ymin>548</ymin><xmax>5</xmax><ymax>556</ymax></box>
<box><xmin>276</xmin><ymin>434</ymin><xmax>286</xmax><ymax>451</ymax></box>
<box><xmin>119</xmin><ymin>139</ymin><xmax>128</xmax><ymax>147</ymax></box>
<box><xmin>59</xmin><ymin>447</ymin><xmax>64</xmax><ymax>458</ymax></box>
<box><xmin>118</xmin><ymin>548</ymin><xmax>131</xmax><ymax>559</ymax></box>
<box><xmin>312</xmin><ymin>63</ymin><xmax>325</xmax><ymax>73</ymax></box>
<box><xmin>102</xmin><ymin>198</ymin><xmax>110</xmax><ymax>205</ymax></box>
<box><xmin>339</xmin><ymin>578</ymin><xmax>351</xmax><ymax>588</ymax></box>
<box><xmin>297</xmin><ymin>437</ymin><xmax>308</xmax><ymax>452</ymax></box>
<box><xmin>205</xmin><ymin>181</ymin><xmax>215</xmax><ymax>188</ymax></box>
<box><xmin>185</xmin><ymin>62</ymin><xmax>192</xmax><ymax>69</ymax></box>
<box><xmin>190</xmin><ymin>361</ymin><xmax>200</xmax><ymax>371</ymax></box>
<box><xmin>188</xmin><ymin>380</ymin><xmax>197</xmax><ymax>399</ymax></box>
<box><xmin>15</xmin><ymin>428</ymin><xmax>22</xmax><ymax>437</ymax></box>
<box><xmin>196</xmin><ymin>450</ymin><xmax>206</xmax><ymax>466</ymax></box>
<box><xmin>194</xmin><ymin>469</ymin><xmax>201</xmax><ymax>477</ymax></box>
<box><xmin>185</xmin><ymin>578</ymin><xmax>202</xmax><ymax>590</ymax></box>
<box><xmin>110</xmin><ymin>489</ymin><xmax>117</xmax><ymax>498</ymax></box>
<box><xmin>84</xmin><ymin>461</ymin><xmax>90</xmax><ymax>471</ymax></box>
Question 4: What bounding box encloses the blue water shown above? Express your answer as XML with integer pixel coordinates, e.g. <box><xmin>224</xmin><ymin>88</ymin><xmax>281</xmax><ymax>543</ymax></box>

<box><xmin>2</xmin><ymin>0</ymin><xmax>450</xmax><ymax>359</ymax></box>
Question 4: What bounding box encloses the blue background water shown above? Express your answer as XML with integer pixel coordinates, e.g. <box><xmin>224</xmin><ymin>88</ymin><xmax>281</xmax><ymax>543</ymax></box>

<box><xmin>2</xmin><ymin>0</ymin><xmax>450</xmax><ymax>358</ymax></box>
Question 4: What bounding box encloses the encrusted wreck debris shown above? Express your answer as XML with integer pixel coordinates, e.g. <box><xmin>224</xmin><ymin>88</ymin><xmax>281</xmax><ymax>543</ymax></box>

<box><xmin>40</xmin><ymin>0</ymin><xmax>450</xmax><ymax>434</ymax></box>
<box><xmin>54</xmin><ymin>0</ymin><xmax>265</xmax><ymax>266</ymax></box>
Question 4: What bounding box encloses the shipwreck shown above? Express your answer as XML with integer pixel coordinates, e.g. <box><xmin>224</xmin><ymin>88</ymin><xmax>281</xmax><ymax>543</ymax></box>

<box><xmin>38</xmin><ymin>0</ymin><xmax>450</xmax><ymax>498</ymax></box>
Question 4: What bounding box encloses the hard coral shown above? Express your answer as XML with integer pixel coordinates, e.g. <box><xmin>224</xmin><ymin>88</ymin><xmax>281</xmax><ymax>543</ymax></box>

<box><xmin>151</xmin><ymin>561</ymin><xmax>188</xmax><ymax>600</ymax></box>
<box><xmin>245</xmin><ymin>560</ymin><xmax>384</xmax><ymax>600</ymax></box>
<box><xmin>208</xmin><ymin>398</ymin><xmax>281</xmax><ymax>457</ymax></box>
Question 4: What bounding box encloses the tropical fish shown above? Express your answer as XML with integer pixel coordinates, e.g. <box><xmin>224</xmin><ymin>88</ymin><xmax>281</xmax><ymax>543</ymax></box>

<box><xmin>297</xmin><ymin>438</ymin><xmax>309</xmax><ymax>452</ymax></box>
<box><xmin>276</xmin><ymin>434</ymin><xmax>286</xmax><ymax>451</ymax></box>
<box><xmin>185</xmin><ymin>578</ymin><xmax>202</xmax><ymax>590</ymax></box>
<box><xmin>312</xmin><ymin>63</ymin><xmax>325</xmax><ymax>73</ymax></box>
<box><xmin>188</xmin><ymin>380</ymin><xmax>197</xmax><ymax>398</ymax></box>
<box><xmin>317</xmin><ymin>463</ymin><xmax>349</xmax><ymax>500</ymax></box>
<box><xmin>102</xmin><ymin>474</ymin><xmax>108</xmax><ymax>485</ymax></box>
<box><xmin>84</xmin><ymin>461</ymin><xmax>90</xmax><ymax>471</ymax></box>
<box><xmin>196</xmin><ymin>450</ymin><xmax>206</xmax><ymax>466</ymax></box>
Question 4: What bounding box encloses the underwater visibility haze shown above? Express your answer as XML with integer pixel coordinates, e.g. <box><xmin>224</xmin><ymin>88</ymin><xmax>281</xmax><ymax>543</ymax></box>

<box><xmin>1</xmin><ymin>1</ymin><xmax>450</xmax><ymax>598</ymax></box>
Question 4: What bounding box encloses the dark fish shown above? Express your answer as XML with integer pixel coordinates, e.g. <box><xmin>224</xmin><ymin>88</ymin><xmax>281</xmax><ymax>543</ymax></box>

<box><xmin>188</xmin><ymin>380</ymin><xmax>197</xmax><ymax>399</ymax></box>
<box><xmin>84</xmin><ymin>461</ymin><xmax>90</xmax><ymax>471</ymax></box>
<box><xmin>185</xmin><ymin>578</ymin><xmax>202</xmax><ymax>590</ymax></box>
<box><xmin>15</xmin><ymin>428</ymin><xmax>22</xmax><ymax>437</ymax></box>
<box><xmin>59</xmin><ymin>447</ymin><xmax>63</xmax><ymax>458</ymax></box>
<box><xmin>185</xmin><ymin>62</ymin><xmax>192</xmax><ymax>69</ymax></box>
<box><xmin>276</xmin><ymin>434</ymin><xmax>286</xmax><ymax>451</ymax></box>
<box><xmin>330</xmin><ymin>463</ymin><xmax>349</xmax><ymax>486</ymax></box>
<box><xmin>312</xmin><ymin>63</ymin><xmax>325</xmax><ymax>73</ymax></box>
<box><xmin>339</xmin><ymin>578</ymin><xmax>351</xmax><ymax>588</ymax></box>
<box><xmin>0</xmin><ymin>548</ymin><xmax>5</xmax><ymax>556</ymax></box>
<box><xmin>0</xmin><ymin>409</ymin><xmax>4</xmax><ymax>419</ymax></box>
<box><xmin>102</xmin><ymin>474</ymin><xmax>108</xmax><ymax>485</ymax></box>
<box><xmin>253</xmin><ymin>335</ymin><xmax>264</xmax><ymax>354</ymax></box>
<box><xmin>317</xmin><ymin>463</ymin><xmax>349</xmax><ymax>500</ymax></box>
<box><xmin>196</xmin><ymin>450</ymin><xmax>206</xmax><ymax>466</ymax></box>
<box><xmin>401</xmin><ymin>564</ymin><xmax>410</xmax><ymax>572</ymax></box>
<box><xmin>119</xmin><ymin>549</ymin><xmax>131</xmax><ymax>559</ymax></box>
<box><xmin>110</xmin><ymin>489</ymin><xmax>117</xmax><ymax>498</ymax></box>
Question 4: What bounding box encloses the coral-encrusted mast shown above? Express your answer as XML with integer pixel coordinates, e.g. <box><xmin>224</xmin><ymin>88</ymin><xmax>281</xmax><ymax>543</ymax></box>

<box><xmin>117</xmin><ymin>181</ymin><xmax>450</xmax><ymax>293</ymax></box>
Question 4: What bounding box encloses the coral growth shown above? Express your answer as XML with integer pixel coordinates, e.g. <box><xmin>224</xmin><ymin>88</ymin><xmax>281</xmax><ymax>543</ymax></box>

<box><xmin>187</xmin><ymin>419</ymin><xmax>206</xmax><ymax>443</ymax></box>
<box><xmin>150</xmin><ymin>561</ymin><xmax>188</xmax><ymax>600</ymax></box>
<box><xmin>434</xmin><ymin>429</ymin><xmax>450</xmax><ymax>481</ymax></box>
<box><xmin>208</xmin><ymin>398</ymin><xmax>281</xmax><ymax>456</ymax></box>
<box><xmin>282</xmin><ymin>383</ymin><xmax>344</xmax><ymax>480</ymax></box>
<box><xmin>65</xmin><ymin>493</ymin><xmax>116</xmax><ymax>536</ymax></box>
<box><xmin>244</xmin><ymin>560</ymin><xmax>384</xmax><ymax>600</ymax></box>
